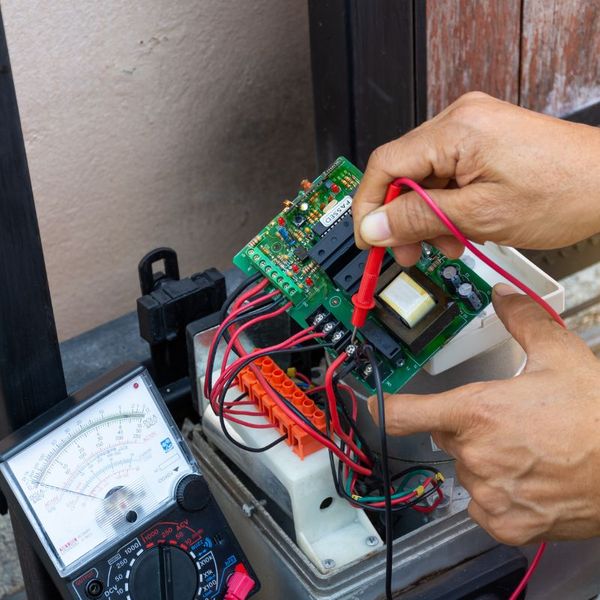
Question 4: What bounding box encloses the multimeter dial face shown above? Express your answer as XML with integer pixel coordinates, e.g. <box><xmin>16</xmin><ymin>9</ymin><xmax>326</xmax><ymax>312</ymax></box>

<box><xmin>4</xmin><ymin>373</ymin><xmax>195</xmax><ymax>574</ymax></box>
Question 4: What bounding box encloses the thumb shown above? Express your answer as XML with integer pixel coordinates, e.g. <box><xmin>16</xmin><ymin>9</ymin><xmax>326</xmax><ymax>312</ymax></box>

<box><xmin>359</xmin><ymin>186</ymin><xmax>480</xmax><ymax>248</ymax></box>
<box><xmin>492</xmin><ymin>283</ymin><xmax>565</xmax><ymax>358</ymax></box>
<box><xmin>367</xmin><ymin>385</ymin><xmax>480</xmax><ymax>436</ymax></box>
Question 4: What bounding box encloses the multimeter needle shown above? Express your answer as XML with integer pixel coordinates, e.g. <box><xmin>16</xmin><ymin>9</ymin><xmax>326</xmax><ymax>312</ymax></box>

<box><xmin>32</xmin><ymin>480</ymin><xmax>104</xmax><ymax>500</ymax></box>
<box><xmin>351</xmin><ymin>325</ymin><xmax>358</xmax><ymax>344</ymax></box>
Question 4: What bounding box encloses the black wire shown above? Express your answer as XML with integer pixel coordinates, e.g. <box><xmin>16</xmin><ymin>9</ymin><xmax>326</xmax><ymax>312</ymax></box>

<box><xmin>365</xmin><ymin>344</ymin><xmax>393</xmax><ymax>600</ymax></box>
<box><xmin>219</xmin><ymin>273</ymin><xmax>262</xmax><ymax>336</ymax></box>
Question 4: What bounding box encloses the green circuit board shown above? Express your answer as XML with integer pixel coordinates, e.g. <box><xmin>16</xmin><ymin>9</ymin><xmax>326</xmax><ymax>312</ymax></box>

<box><xmin>233</xmin><ymin>157</ymin><xmax>492</xmax><ymax>394</ymax></box>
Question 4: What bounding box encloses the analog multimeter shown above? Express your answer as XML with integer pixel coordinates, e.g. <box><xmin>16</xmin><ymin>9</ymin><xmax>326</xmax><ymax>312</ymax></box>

<box><xmin>0</xmin><ymin>363</ymin><xmax>259</xmax><ymax>600</ymax></box>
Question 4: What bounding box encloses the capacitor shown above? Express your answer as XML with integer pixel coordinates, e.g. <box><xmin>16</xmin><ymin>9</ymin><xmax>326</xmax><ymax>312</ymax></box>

<box><xmin>441</xmin><ymin>265</ymin><xmax>462</xmax><ymax>291</ymax></box>
<box><xmin>457</xmin><ymin>282</ymin><xmax>483</xmax><ymax>311</ymax></box>
<box><xmin>278</xmin><ymin>226</ymin><xmax>294</xmax><ymax>245</ymax></box>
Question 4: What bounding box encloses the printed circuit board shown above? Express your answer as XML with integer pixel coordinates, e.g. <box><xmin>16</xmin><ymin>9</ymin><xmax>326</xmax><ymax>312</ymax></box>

<box><xmin>233</xmin><ymin>157</ymin><xmax>492</xmax><ymax>394</ymax></box>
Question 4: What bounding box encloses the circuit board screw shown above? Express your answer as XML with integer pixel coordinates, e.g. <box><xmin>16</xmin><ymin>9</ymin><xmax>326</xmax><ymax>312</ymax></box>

<box><xmin>365</xmin><ymin>536</ymin><xmax>379</xmax><ymax>547</ymax></box>
<box><xmin>363</xmin><ymin>364</ymin><xmax>373</xmax><ymax>377</ymax></box>
<box><xmin>313</xmin><ymin>313</ymin><xmax>327</xmax><ymax>325</ymax></box>
<box><xmin>323</xmin><ymin>322</ymin><xmax>335</xmax><ymax>334</ymax></box>
<box><xmin>345</xmin><ymin>344</ymin><xmax>357</xmax><ymax>356</ymax></box>
<box><xmin>331</xmin><ymin>330</ymin><xmax>344</xmax><ymax>343</ymax></box>
<box><xmin>322</xmin><ymin>559</ymin><xmax>336</xmax><ymax>569</ymax></box>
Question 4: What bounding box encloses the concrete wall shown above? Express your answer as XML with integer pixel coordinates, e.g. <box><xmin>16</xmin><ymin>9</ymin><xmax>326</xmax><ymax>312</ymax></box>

<box><xmin>2</xmin><ymin>1</ymin><xmax>315</xmax><ymax>340</ymax></box>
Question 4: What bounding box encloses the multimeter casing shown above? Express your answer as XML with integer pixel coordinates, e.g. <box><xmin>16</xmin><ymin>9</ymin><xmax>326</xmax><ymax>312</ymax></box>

<box><xmin>0</xmin><ymin>363</ymin><xmax>259</xmax><ymax>600</ymax></box>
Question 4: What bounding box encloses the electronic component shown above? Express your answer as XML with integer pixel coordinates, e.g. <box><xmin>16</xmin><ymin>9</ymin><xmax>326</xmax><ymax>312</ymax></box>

<box><xmin>359</xmin><ymin>319</ymin><xmax>405</xmax><ymax>367</ymax></box>
<box><xmin>378</xmin><ymin>271</ymin><xmax>436</xmax><ymax>328</ymax></box>
<box><xmin>293</xmin><ymin>246</ymin><xmax>309</xmax><ymax>262</ymax></box>
<box><xmin>293</xmin><ymin>213</ymin><xmax>306</xmax><ymax>227</ymax></box>
<box><xmin>312</xmin><ymin>195</ymin><xmax>353</xmax><ymax>236</ymax></box>
<box><xmin>308</xmin><ymin>212</ymin><xmax>355</xmax><ymax>268</ymax></box>
<box><xmin>374</xmin><ymin>265</ymin><xmax>462</xmax><ymax>355</ymax></box>
<box><xmin>458</xmin><ymin>281</ymin><xmax>483</xmax><ymax>311</ymax></box>
<box><xmin>441</xmin><ymin>264</ymin><xmax>462</xmax><ymax>292</ymax></box>
<box><xmin>333</xmin><ymin>250</ymin><xmax>394</xmax><ymax>293</ymax></box>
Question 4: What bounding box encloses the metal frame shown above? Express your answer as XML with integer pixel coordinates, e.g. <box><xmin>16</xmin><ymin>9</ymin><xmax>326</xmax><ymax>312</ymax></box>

<box><xmin>0</xmin><ymin>9</ymin><xmax>65</xmax><ymax>599</ymax></box>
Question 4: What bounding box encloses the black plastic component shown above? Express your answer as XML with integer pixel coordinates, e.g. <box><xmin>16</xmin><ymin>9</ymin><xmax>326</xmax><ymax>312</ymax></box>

<box><xmin>308</xmin><ymin>212</ymin><xmax>355</xmax><ymax>266</ymax></box>
<box><xmin>333</xmin><ymin>249</ymin><xmax>393</xmax><ymax>293</ymax></box>
<box><xmin>361</xmin><ymin>357</ymin><xmax>393</xmax><ymax>387</ymax></box>
<box><xmin>293</xmin><ymin>214</ymin><xmax>306</xmax><ymax>227</ymax></box>
<box><xmin>294</xmin><ymin>246</ymin><xmax>309</xmax><ymax>262</ymax></box>
<box><xmin>137</xmin><ymin>248</ymin><xmax>226</xmax><ymax>385</ymax></box>
<box><xmin>359</xmin><ymin>320</ymin><xmax>405</xmax><ymax>367</ymax></box>
<box><xmin>85</xmin><ymin>579</ymin><xmax>103</xmax><ymax>598</ymax></box>
<box><xmin>176</xmin><ymin>474</ymin><xmax>210</xmax><ymax>512</ymax></box>
<box><xmin>129</xmin><ymin>546</ymin><xmax>197</xmax><ymax>600</ymax></box>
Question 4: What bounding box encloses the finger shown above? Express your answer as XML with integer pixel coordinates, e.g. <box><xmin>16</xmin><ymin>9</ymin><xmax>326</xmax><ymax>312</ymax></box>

<box><xmin>353</xmin><ymin>124</ymin><xmax>461</xmax><ymax>248</ymax></box>
<box><xmin>431</xmin><ymin>431</ymin><xmax>461</xmax><ymax>458</ymax></box>
<box><xmin>428</xmin><ymin>235</ymin><xmax>464</xmax><ymax>259</ymax></box>
<box><xmin>492</xmin><ymin>283</ymin><xmax>573</xmax><ymax>361</ymax></box>
<box><xmin>392</xmin><ymin>244</ymin><xmax>422</xmax><ymax>266</ymax></box>
<box><xmin>468</xmin><ymin>499</ymin><xmax>492</xmax><ymax>531</ymax></box>
<box><xmin>367</xmin><ymin>385</ymin><xmax>482</xmax><ymax>436</ymax></box>
<box><xmin>455</xmin><ymin>461</ymin><xmax>478</xmax><ymax>491</ymax></box>
<box><xmin>358</xmin><ymin>187</ymin><xmax>477</xmax><ymax>248</ymax></box>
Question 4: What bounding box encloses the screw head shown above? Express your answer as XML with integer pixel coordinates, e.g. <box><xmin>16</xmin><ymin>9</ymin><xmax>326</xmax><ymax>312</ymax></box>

<box><xmin>345</xmin><ymin>344</ymin><xmax>357</xmax><ymax>356</ymax></box>
<box><xmin>322</xmin><ymin>559</ymin><xmax>336</xmax><ymax>569</ymax></box>
<box><xmin>366</xmin><ymin>536</ymin><xmax>379</xmax><ymax>547</ymax></box>
<box><xmin>332</xmin><ymin>330</ymin><xmax>344</xmax><ymax>342</ymax></box>
<box><xmin>323</xmin><ymin>322</ymin><xmax>335</xmax><ymax>333</ymax></box>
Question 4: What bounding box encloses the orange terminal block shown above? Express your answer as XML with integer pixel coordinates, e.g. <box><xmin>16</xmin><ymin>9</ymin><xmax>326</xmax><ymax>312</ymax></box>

<box><xmin>236</xmin><ymin>357</ymin><xmax>327</xmax><ymax>459</ymax></box>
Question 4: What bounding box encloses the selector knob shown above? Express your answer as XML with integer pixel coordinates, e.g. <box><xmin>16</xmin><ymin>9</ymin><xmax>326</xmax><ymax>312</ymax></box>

<box><xmin>176</xmin><ymin>474</ymin><xmax>210</xmax><ymax>512</ymax></box>
<box><xmin>130</xmin><ymin>546</ymin><xmax>197</xmax><ymax>600</ymax></box>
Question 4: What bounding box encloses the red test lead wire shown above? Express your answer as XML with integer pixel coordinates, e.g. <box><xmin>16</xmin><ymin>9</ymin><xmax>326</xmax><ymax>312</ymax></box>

<box><xmin>352</xmin><ymin>177</ymin><xmax>558</xmax><ymax>598</ymax></box>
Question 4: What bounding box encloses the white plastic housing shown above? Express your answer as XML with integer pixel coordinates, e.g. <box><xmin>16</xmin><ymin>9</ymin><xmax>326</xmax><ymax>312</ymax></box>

<box><xmin>424</xmin><ymin>243</ymin><xmax>565</xmax><ymax>375</ymax></box>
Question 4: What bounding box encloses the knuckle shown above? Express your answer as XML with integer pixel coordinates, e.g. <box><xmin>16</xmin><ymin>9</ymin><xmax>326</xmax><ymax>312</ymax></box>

<box><xmin>487</xmin><ymin>519</ymin><xmax>528</xmax><ymax>546</ymax></box>
<box><xmin>368</xmin><ymin>142</ymin><xmax>396</xmax><ymax>173</ymax></box>
<box><xmin>470</xmin><ymin>483</ymin><xmax>509</xmax><ymax>517</ymax></box>
<box><xmin>459</xmin><ymin>445</ymin><xmax>483</xmax><ymax>471</ymax></box>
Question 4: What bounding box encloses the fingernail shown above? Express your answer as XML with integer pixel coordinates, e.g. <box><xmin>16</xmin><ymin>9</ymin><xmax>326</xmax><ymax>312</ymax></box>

<box><xmin>360</xmin><ymin>210</ymin><xmax>391</xmax><ymax>243</ymax></box>
<box><xmin>494</xmin><ymin>283</ymin><xmax>517</xmax><ymax>296</ymax></box>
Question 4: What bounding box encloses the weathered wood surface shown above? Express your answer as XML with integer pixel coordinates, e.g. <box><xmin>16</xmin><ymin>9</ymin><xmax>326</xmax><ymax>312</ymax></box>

<box><xmin>426</xmin><ymin>0</ymin><xmax>521</xmax><ymax>118</ymax></box>
<box><xmin>520</xmin><ymin>0</ymin><xmax>600</xmax><ymax>116</ymax></box>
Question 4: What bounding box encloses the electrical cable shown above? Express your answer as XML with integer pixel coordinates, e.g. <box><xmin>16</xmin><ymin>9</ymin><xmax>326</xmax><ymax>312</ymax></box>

<box><xmin>365</xmin><ymin>345</ymin><xmax>393</xmax><ymax>600</ymax></box>
<box><xmin>351</xmin><ymin>178</ymin><xmax>561</xmax><ymax>598</ymax></box>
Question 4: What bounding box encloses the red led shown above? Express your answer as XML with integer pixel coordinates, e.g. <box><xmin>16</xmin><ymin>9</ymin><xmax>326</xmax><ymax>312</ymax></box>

<box><xmin>331</xmin><ymin>183</ymin><xmax>340</xmax><ymax>193</ymax></box>
<box><xmin>277</xmin><ymin>217</ymin><xmax>285</xmax><ymax>226</ymax></box>
<box><xmin>133</xmin><ymin>382</ymin><xmax>139</xmax><ymax>389</ymax></box>
<box><xmin>305</xmin><ymin>277</ymin><xmax>313</xmax><ymax>286</ymax></box>
<box><xmin>292</xmin><ymin>264</ymin><xmax>299</xmax><ymax>273</ymax></box>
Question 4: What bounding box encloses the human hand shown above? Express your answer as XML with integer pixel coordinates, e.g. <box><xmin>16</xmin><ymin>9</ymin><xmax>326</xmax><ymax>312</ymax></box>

<box><xmin>353</xmin><ymin>92</ymin><xmax>600</xmax><ymax>265</ymax></box>
<box><xmin>368</xmin><ymin>283</ymin><xmax>600</xmax><ymax>545</ymax></box>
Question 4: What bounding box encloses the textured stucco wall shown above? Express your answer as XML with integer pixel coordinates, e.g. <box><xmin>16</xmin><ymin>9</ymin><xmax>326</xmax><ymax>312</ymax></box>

<box><xmin>1</xmin><ymin>1</ymin><xmax>315</xmax><ymax>340</ymax></box>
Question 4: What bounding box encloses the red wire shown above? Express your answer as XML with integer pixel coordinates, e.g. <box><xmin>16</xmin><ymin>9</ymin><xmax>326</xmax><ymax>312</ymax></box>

<box><xmin>388</xmin><ymin>179</ymin><xmax>565</xmax><ymax>327</ymax></box>
<box><xmin>325</xmin><ymin>352</ymin><xmax>371</xmax><ymax>465</ymax></box>
<box><xmin>381</xmin><ymin>178</ymin><xmax>556</xmax><ymax>598</ymax></box>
